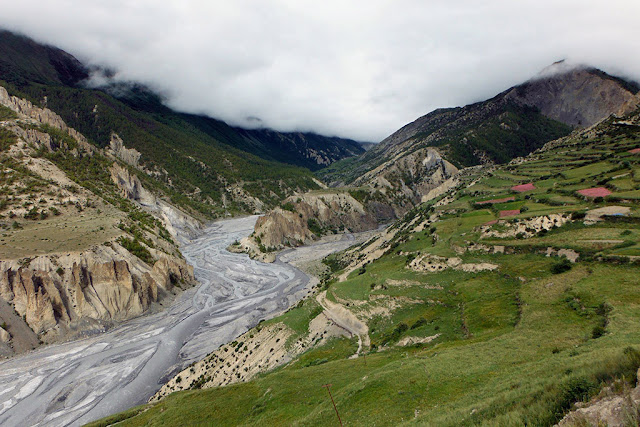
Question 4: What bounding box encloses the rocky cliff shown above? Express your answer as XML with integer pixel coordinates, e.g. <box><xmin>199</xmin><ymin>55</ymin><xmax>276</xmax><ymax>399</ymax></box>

<box><xmin>0</xmin><ymin>86</ymin><xmax>95</xmax><ymax>153</ymax></box>
<box><xmin>351</xmin><ymin>147</ymin><xmax>458</xmax><ymax>205</ymax></box>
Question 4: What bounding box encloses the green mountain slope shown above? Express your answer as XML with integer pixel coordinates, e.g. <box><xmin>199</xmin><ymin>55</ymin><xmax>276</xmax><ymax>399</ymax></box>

<box><xmin>234</xmin><ymin>127</ymin><xmax>365</xmax><ymax>171</ymax></box>
<box><xmin>0</xmin><ymin>30</ymin><xmax>88</xmax><ymax>86</ymax></box>
<box><xmin>94</xmin><ymin>105</ymin><xmax>640</xmax><ymax>426</ymax></box>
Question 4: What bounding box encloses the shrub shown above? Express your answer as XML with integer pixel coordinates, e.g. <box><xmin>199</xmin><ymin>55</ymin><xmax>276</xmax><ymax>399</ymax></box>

<box><xmin>592</xmin><ymin>325</ymin><xmax>606</xmax><ymax>339</ymax></box>
<box><xmin>303</xmin><ymin>358</ymin><xmax>328</xmax><ymax>367</ymax></box>
<box><xmin>380</xmin><ymin>322</ymin><xmax>409</xmax><ymax>346</ymax></box>
<box><xmin>405</xmin><ymin>253</ymin><xmax>416</xmax><ymax>265</ymax></box>
<box><xmin>411</xmin><ymin>318</ymin><xmax>428</xmax><ymax>330</ymax></box>
<box><xmin>116</xmin><ymin>236</ymin><xmax>154</xmax><ymax>264</ymax></box>
<box><xmin>307</xmin><ymin>218</ymin><xmax>323</xmax><ymax>235</ymax></box>
<box><xmin>571</xmin><ymin>211</ymin><xmax>586</xmax><ymax>220</ymax></box>
<box><xmin>24</xmin><ymin>206</ymin><xmax>39</xmax><ymax>220</ymax></box>
<box><xmin>551</xmin><ymin>259</ymin><xmax>572</xmax><ymax>274</ymax></box>
<box><xmin>280</xmin><ymin>202</ymin><xmax>295</xmax><ymax>212</ymax></box>
<box><xmin>396</xmin><ymin>323</ymin><xmax>408</xmax><ymax>334</ymax></box>
<box><xmin>595</xmin><ymin>302</ymin><xmax>613</xmax><ymax>317</ymax></box>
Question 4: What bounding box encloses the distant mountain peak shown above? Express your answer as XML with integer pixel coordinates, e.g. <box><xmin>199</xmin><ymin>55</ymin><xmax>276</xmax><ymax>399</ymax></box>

<box><xmin>510</xmin><ymin>63</ymin><xmax>640</xmax><ymax>127</ymax></box>
<box><xmin>534</xmin><ymin>59</ymin><xmax>587</xmax><ymax>79</ymax></box>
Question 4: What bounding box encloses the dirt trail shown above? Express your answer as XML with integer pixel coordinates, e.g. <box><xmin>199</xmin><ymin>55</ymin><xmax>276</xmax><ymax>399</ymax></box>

<box><xmin>316</xmin><ymin>291</ymin><xmax>370</xmax><ymax>356</ymax></box>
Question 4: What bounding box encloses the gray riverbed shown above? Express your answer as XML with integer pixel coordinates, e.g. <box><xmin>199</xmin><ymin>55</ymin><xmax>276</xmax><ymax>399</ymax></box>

<box><xmin>0</xmin><ymin>216</ymin><xmax>315</xmax><ymax>426</ymax></box>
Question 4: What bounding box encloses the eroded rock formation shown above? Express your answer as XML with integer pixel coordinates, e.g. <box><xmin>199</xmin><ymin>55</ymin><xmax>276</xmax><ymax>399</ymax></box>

<box><xmin>0</xmin><ymin>86</ymin><xmax>95</xmax><ymax>153</ymax></box>
<box><xmin>108</xmin><ymin>133</ymin><xmax>141</xmax><ymax>167</ymax></box>
<box><xmin>235</xmin><ymin>191</ymin><xmax>380</xmax><ymax>261</ymax></box>
<box><xmin>0</xmin><ymin>243</ymin><xmax>193</xmax><ymax>340</ymax></box>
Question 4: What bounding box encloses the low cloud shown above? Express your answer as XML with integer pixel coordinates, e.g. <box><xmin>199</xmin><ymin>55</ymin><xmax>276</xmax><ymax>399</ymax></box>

<box><xmin>1</xmin><ymin>0</ymin><xmax>639</xmax><ymax>142</ymax></box>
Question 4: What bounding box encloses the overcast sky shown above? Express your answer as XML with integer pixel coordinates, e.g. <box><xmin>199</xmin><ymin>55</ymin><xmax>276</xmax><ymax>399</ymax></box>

<box><xmin>1</xmin><ymin>0</ymin><xmax>639</xmax><ymax>142</ymax></box>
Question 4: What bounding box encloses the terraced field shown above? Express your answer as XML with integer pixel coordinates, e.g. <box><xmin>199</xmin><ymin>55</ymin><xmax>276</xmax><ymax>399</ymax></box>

<box><xmin>93</xmin><ymin>115</ymin><xmax>640</xmax><ymax>426</ymax></box>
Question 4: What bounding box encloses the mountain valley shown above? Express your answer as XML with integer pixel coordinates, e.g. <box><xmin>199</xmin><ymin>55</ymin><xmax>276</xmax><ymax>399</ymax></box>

<box><xmin>0</xmin><ymin>27</ymin><xmax>639</xmax><ymax>427</ymax></box>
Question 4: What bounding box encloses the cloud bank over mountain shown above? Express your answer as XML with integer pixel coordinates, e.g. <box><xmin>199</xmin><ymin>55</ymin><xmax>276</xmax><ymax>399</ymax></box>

<box><xmin>1</xmin><ymin>0</ymin><xmax>639</xmax><ymax>142</ymax></box>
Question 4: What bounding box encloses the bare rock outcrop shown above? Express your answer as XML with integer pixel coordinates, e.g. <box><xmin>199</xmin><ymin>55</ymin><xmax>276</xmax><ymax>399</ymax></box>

<box><xmin>0</xmin><ymin>327</ymin><xmax>9</xmax><ymax>343</ymax></box>
<box><xmin>110</xmin><ymin>163</ymin><xmax>157</xmax><ymax>206</ymax></box>
<box><xmin>108</xmin><ymin>133</ymin><xmax>141</xmax><ymax>167</ymax></box>
<box><xmin>354</xmin><ymin>147</ymin><xmax>459</xmax><ymax>206</ymax></box>
<box><xmin>6</xmin><ymin>125</ymin><xmax>58</xmax><ymax>152</ymax></box>
<box><xmin>408</xmin><ymin>254</ymin><xmax>498</xmax><ymax>273</ymax></box>
<box><xmin>237</xmin><ymin>191</ymin><xmax>379</xmax><ymax>261</ymax></box>
<box><xmin>109</xmin><ymin>162</ymin><xmax>201</xmax><ymax>241</ymax></box>
<box><xmin>558</xmin><ymin>371</ymin><xmax>640</xmax><ymax>426</ymax></box>
<box><xmin>479</xmin><ymin>214</ymin><xmax>571</xmax><ymax>239</ymax></box>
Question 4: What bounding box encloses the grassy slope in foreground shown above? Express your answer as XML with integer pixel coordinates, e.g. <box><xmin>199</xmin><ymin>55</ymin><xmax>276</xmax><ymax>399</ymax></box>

<box><xmin>90</xmin><ymin>114</ymin><xmax>640</xmax><ymax>425</ymax></box>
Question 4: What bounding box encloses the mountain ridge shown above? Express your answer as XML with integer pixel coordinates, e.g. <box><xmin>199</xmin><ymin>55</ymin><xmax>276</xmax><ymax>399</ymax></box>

<box><xmin>320</xmin><ymin>64</ymin><xmax>639</xmax><ymax>188</ymax></box>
